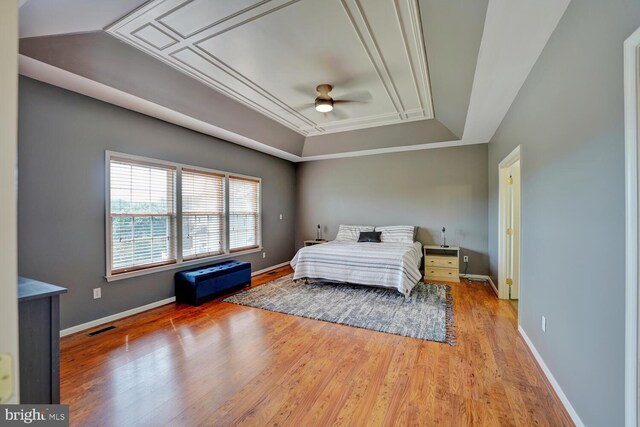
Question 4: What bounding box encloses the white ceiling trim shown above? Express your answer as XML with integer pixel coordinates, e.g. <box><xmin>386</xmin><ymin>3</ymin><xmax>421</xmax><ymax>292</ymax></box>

<box><xmin>462</xmin><ymin>0</ymin><xmax>571</xmax><ymax>142</ymax></box>
<box><xmin>298</xmin><ymin>138</ymin><xmax>486</xmax><ymax>162</ymax></box>
<box><xmin>19</xmin><ymin>55</ymin><xmax>478</xmax><ymax>163</ymax></box>
<box><xmin>297</xmin><ymin>108</ymin><xmax>427</xmax><ymax>136</ymax></box>
<box><xmin>106</xmin><ymin>0</ymin><xmax>434</xmax><ymax>137</ymax></box>
<box><xmin>18</xmin><ymin>55</ymin><xmax>301</xmax><ymax>162</ymax></box>
<box><xmin>340</xmin><ymin>0</ymin><xmax>406</xmax><ymax>120</ymax></box>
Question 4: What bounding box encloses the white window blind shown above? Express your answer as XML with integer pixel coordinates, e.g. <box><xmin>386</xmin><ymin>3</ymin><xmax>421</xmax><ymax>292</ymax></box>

<box><xmin>229</xmin><ymin>176</ymin><xmax>260</xmax><ymax>252</ymax></box>
<box><xmin>109</xmin><ymin>158</ymin><xmax>176</xmax><ymax>274</ymax></box>
<box><xmin>182</xmin><ymin>169</ymin><xmax>225</xmax><ymax>260</ymax></box>
<box><xmin>106</xmin><ymin>152</ymin><xmax>263</xmax><ymax>280</ymax></box>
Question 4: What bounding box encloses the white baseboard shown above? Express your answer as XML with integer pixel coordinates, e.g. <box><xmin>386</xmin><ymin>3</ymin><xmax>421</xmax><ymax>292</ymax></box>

<box><xmin>61</xmin><ymin>261</ymin><xmax>291</xmax><ymax>337</ymax></box>
<box><xmin>487</xmin><ymin>276</ymin><xmax>498</xmax><ymax>296</ymax></box>
<box><xmin>252</xmin><ymin>261</ymin><xmax>290</xmax><ymax>276</ymax></box>
<box><xmin>459</xmin><ymin>273</ymin><xmax>489</xmax><ymax>280</ymax></box>
<box><xmin>518</xmin><ymin>326</ymin><xmax>584</xmax><ymax>427</ymax></box>
<box><xmin>60</xmin><ymin>296</ymin><xmax>176</xmax><ymax>337</ymax></box>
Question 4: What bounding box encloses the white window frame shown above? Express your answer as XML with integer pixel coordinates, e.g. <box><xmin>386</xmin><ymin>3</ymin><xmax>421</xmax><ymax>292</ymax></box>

<box><xmin>105</xmin><ymin>151</ymin><xmax>262</xmax><ymax>282</ymax></box>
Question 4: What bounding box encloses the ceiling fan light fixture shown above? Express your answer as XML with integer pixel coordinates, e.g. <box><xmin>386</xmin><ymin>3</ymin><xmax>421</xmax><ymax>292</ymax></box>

<box><xmin>315</xmin><ymin>98</ymin><xmax>333</xmax><ymax>113</ymax></box>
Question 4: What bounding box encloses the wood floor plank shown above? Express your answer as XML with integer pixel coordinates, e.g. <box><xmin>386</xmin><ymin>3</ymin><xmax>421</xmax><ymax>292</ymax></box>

<box><xmin>60</xmin><ymin>266</ymin><xmax>573</xmax><ymax>426</ymax></box>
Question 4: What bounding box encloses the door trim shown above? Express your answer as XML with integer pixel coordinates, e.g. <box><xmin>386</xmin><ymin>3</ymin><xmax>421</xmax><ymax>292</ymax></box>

<box><xmin>624</xmin><ymin>25</ymin><xmax>640</xmax><ymax>427</ymax></box>
<box><xmin>498</xmin><ymin>145</ymin><xmax>521</xmax><ymax>302</ymax></box>
<box><xmin>0</xmin><ymin>0</ymin><xmax>20</xmax><ymax>404</ymax></box>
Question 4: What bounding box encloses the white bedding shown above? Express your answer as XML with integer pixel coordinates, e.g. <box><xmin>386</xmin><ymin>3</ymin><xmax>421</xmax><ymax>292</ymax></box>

<box><xmin>290</xmin><ymin>240</ymin><xmax>423</xmax><ymax>296</ymax></box>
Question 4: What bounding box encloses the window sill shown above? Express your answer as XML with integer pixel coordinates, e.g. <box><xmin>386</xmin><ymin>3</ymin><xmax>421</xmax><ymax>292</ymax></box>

<box><xmin>105</xmin><ymin>247</ymin><xmax>263</xmax><ymax>283</ymax></box>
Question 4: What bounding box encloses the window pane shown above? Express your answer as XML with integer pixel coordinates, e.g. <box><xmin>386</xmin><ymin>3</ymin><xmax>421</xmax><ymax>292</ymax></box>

<box><xmin>152</xmin><ymin>216</ymin><xmax>168</xmax><ymax>237</ymax></box>
<box><xmin>229</xmin><ymin>177</ymin><xmax>260</xmax><ymax>251</ymax></box>
<box><xmin>112</xmin><ymin>216</ymin><xmax>133</xmax><ymax>242</ymax></box>
<box><xmin>109</xmin><ymin>157</ymin><xmax>176</xmax><ymax>274</ymax></box>
<box><xmin>182</xmin><ymin>170</ymin><xmax>225</xmax><ymax>259</ymax></box>
<box><xmin>110</xmin><ymin>159</ymin><xmax>174</xmax><ymax>214</ymax></box>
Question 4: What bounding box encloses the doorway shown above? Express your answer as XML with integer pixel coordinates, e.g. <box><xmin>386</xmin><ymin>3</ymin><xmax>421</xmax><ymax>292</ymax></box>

<box><xmin>498</xmin><ymin>146</ymin><xmax>521</xmax><ymax>308</ymax></box>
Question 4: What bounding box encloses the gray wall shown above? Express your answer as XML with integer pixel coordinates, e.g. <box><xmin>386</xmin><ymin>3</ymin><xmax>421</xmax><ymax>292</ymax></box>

<box><xmin>296</xmin><ymin>144</ymin><xmax>489</xmax><ymax>274</ymax></box>
<box><xmin>18</xmin><ymin>77</ymin><xmax>296</xmax><ymax>330</ymax></box>
<box><xmin>487</xmin><ymin>0</ymin><xmax>640</xmax><ymax>425</ymax></box>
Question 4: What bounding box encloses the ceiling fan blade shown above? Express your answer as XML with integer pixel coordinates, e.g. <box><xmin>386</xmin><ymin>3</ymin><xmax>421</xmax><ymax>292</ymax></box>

<box><xmin>318</xmin><ymin>56</ymin><xmax>380</xmax><ymax>88</ymax></box>
<box><xmin>334</xmin><ymin>90</ymin><xmax>372</xmax><ymax>104</ymax></box>
<box><xmin>280</xmin><ymin>102</ymin><xmax>315</xmax><ymax>112</ymax></box>
<box><xmin>324</xmin><ymin>109</ymin><xmax>348</xmax><ymax>121</ymax></box>
<box><xmin>291</xmin><ymin>84</ymin><xmax>316</xmax><ymax>98</ymax></box>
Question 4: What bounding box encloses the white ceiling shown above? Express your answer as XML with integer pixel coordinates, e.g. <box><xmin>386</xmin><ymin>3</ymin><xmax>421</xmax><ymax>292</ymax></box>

<box><xmin>106</xmin><ymin>0</ymin><xmax>434</xmax><ymax>136</ymax></box>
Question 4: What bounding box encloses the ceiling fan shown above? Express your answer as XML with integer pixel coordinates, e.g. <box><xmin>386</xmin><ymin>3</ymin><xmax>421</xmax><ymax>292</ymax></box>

<box><xmin>288</xmin><ymin>83</ymin><xmax>372</xmax><ymax>118</ymax></box>
<box><xmin>313</xmin><ymin>84</ymin><xmax>369</xmax><ymax>113</ymax></box>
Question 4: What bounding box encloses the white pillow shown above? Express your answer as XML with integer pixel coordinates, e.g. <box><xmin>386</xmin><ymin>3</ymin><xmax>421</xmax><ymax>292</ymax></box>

<box><xmin>375</xmin><ymin>225</ymin><xmax>416</xmax><ymax>243</ymax></box>
<box><xmin>335</xmin><ymin>225</ymin><xmax>375</xmax><ymax>241</ymax></box>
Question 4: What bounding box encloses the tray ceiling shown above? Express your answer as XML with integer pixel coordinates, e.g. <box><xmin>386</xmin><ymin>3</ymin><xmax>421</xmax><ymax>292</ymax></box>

<box><xmin>107</xmin><ymin>0</ymin><xmax>434</xmax><ymax>136</ymax></box>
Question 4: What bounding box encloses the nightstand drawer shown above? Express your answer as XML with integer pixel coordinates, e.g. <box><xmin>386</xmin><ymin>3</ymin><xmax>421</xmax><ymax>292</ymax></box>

<box><xmin>424</xmin><ymin>267</ymin><xmax>458</xmax><ymax>281</ymax></box>
<box><xmin>425</xmin><ymin>255</ymin><xmax>459</xmax><ymax>269</ymax></box>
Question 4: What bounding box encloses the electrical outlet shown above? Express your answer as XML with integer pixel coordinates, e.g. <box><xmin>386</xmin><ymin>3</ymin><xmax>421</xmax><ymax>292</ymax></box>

<box><xmin>93</xmin><ymin>288</ymin><xmax>101</xmax><ymax>299</ymax></box>
<box><xmin>279</xmin><ymin>213</ymin><xmax>283</xmax><ymax>220</ymax></box>
<box><xmin>463</xmin><ymin>256</ymin><xmax>469</xmax><ymax>263</ymax></box>
<box><xmin>541</xmin><ymin>316</ymin><xmax>546</xmax><ymax>332</ymax></box>
<box><xmin>262</xmin><ymin>252</ymin><xmax>266</xmax><ymax>259</ymax></box>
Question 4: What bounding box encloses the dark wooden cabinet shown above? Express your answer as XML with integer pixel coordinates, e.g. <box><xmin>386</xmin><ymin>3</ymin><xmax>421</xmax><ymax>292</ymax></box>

<box><xmin>18</xmin><ymin>277</ymin><xmax>67</xmax><ymax>404</ymax></box>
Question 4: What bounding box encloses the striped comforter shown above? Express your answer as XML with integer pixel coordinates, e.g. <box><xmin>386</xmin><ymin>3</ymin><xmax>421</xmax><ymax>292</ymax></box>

<box><xmin>290</xmin><ymin>241</ymin><xmax>423</xmax><ymax>296</ymax></box>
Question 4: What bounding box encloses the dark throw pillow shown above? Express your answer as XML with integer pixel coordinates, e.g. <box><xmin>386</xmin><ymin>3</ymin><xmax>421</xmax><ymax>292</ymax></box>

<box><xmin>358</xmin><ymin>231</ymin><xmax>382</xmax><ymax>243</ymax></box>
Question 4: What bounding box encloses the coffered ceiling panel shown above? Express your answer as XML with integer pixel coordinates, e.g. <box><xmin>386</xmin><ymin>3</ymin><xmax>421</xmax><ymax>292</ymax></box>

<box><xmin>108</xmin><ymin>0</ymin><xmax>435</xmax><ymax>136</ymax></box>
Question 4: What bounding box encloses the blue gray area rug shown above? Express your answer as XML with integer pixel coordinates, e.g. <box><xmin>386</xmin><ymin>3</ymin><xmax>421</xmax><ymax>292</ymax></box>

<box><xmin>223</xmin><ymin>274</ymin><xmax>455</xmax><ymax>345</ymax></box>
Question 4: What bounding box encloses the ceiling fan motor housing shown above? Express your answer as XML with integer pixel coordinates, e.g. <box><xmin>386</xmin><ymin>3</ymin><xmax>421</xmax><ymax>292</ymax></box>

<box><xmin>315</xmin><ymin>84</ymin><xmax>334</xmax><ymax>112</ymax></box>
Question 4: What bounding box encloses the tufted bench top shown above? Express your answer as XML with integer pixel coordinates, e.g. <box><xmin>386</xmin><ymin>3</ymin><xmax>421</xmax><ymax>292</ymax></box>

<box><xmin>178</xmin><ymin>260</ymin><xmax>251</xmax><ymax>283</ymax></box>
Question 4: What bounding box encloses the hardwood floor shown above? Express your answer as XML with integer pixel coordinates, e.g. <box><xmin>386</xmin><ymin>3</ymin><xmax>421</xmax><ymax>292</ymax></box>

<box><xmin>60</xmin><ymin>267</ymin><xmax>572</xmax><ymax>426</ymax></box>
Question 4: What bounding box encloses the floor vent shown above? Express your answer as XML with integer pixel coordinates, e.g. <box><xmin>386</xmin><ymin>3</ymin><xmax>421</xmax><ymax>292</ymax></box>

<box><xmin>87</xmin><ymin>325</ymin><xmax>116</xmax><ymax>336</ymax></box>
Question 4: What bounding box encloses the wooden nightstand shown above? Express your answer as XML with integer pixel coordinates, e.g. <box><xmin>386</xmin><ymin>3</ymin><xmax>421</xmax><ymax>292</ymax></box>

<box><xmin>423</xmin><ymin>245</ymin><xmax>460</xmax><ymax>282</ymax></box>
<box><xmin>304</xmin><ymin>240</ymin><xmax>328</xmax><ymax>247</ymax></box>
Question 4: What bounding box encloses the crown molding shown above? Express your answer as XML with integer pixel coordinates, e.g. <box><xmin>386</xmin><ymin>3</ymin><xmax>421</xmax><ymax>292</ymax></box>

<box><xmin>298</xmin><ymin>138</ymin><xmax>485</xmax><ymax>162</ymax></box>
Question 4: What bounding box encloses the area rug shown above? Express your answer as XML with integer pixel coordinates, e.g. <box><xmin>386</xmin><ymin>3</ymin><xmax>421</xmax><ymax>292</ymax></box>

<box><xmin>223</xmin><ymin>274</ymin><xmax>455</xmax><ymax>345</ymax></box>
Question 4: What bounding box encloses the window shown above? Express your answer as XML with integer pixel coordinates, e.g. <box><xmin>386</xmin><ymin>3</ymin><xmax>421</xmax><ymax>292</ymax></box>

<box><xmin>106</xmin><ymin>152</ymin><xmax>261</xmax><ymax>280</ymax></box>
<box><xmin>182</xmin><ymin>169</ymin><xmax>225</xmax><ymax>260</ymax></box>
<box><xmin>229</xmin><ymin>176</ymin><xmax>260</xmax><ymax>252</ymax></box>
<box><xmin>109</xmin><ymin>158</ymin><xmax>176</xmax><ymax>274</ymax></box>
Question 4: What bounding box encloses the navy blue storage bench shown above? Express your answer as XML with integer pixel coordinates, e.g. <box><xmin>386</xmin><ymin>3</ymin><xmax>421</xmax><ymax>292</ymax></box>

<box><xmin>175</xmin><ymin>260</ymin><xmax>251</xmax><ymax>306</ymax></box>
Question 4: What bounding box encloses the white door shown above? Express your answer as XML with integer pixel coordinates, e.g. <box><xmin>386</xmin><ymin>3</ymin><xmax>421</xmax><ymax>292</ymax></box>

<box><xmin>506</xmin><ymin>161</ymin><xmax>521</xmax><ymax>300</ymax></box>
<box><xmin>0</xmin><ymin>0</ymin><xmax>20</xmax><ymax>404</ymax></box>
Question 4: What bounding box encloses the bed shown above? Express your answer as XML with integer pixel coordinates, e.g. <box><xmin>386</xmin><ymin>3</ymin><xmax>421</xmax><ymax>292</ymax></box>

<box><xmin>290</xmin><ymin>225</ymin><xmax>423</xmax><ymax>296</ymax></box>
